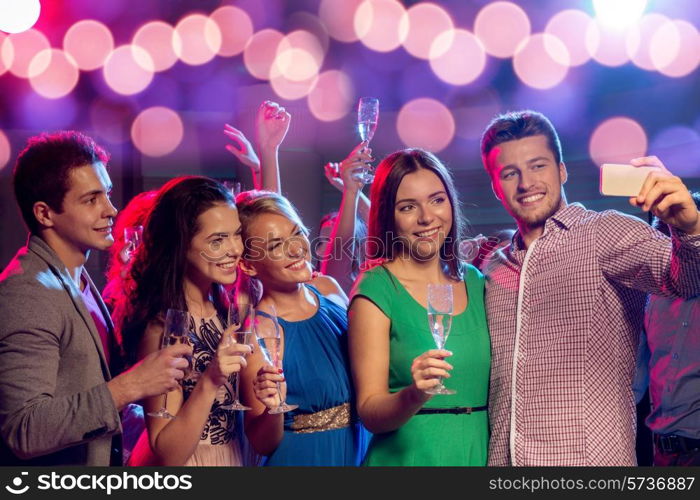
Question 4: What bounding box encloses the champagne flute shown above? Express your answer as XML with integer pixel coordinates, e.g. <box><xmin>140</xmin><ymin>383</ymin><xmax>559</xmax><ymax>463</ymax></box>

<box><xmin>147</xmin><ymin>308</ymin><xmax>192</xmax><ymax>419</ymax></box>
<box><xmin>352</xmin><ymin>97</ymin><xmax>379</xmax><ymax>184</ymax></box>
<box><xmin>121</xmin><ymin>225</ymin><xmax>143</xmax><ymax>263</ymax></box>
<box><xmin>254</xmin><ymin>304</ymin><xmax>298</xmax><ymax>414</ymax></box>
<box><xmin>220</xmin><ymin>302</ymin><xmax>255</xmax><ymax>411</ymax></box>
<box><xmin>426</xmin><ymin>284</ymin><xmax>456</xmax><ymax>395</ymax></box>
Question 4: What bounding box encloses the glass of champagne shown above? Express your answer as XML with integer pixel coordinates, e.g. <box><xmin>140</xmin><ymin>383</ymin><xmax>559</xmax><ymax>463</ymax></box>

<box><xmin>220</xmin><ymin>302</ymin><xmax>255</xmax><ymax>411</ymax></box>
<box><xmin>254</xmin><ymin>304</ymin><xmax>298</xmax><ymax>414</ymax></box>
<box><xmin>121</xmin><ymin>225</ymin><xmax>143</xmax><ymax>263</ymax></box>
<box><xmin>426</xmin><ymin>284</ymin><xmax>456</xmax><ymax>395</ymax></box>
<box><xmin>352</xmin><ymin>97</ymin><xmax>379</xmax><ymax>184</ymax></box>
<box><xmin>147</xmin><ymin>308</ymin><xmax>192</xmax><ymax>419</ymax></box>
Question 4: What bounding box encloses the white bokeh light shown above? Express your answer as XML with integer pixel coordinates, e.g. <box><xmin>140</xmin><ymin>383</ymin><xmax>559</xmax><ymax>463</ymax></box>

<box><xmin>0</xmin><ymin>0</ymin><xmax>41</xmax><ymax>34</ymax></box>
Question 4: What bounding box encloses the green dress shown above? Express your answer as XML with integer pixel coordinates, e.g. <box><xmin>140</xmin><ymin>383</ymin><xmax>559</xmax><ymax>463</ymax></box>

<box><xmin>351</xmin><ymin>264</ymin><xmax>490</xmax><ymax>466</ymax></box>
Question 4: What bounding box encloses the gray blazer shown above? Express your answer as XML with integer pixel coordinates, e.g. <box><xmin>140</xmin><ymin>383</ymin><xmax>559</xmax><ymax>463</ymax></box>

<box><xmin>0</xmin><ymin>236</ymin><xmax>122</xmax><ymax>465</ymax></box>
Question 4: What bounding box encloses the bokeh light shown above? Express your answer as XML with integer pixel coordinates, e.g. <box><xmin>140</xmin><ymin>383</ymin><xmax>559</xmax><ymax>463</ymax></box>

<box><xmin>429</xmin><ymin>29</ymin><xmax>486</xmax><ymax>86</ymax></box>
<box><xmin>587</xmin><ymin>21</ymin><xmax>630</xmax><ymax>67</ymax></box>
<box><xmin>403</xmin><ymin>3</ymin><xmax>454</xmax><ymax>59</ymax></box>
<box><xmin>474</xmin><ymin>1</ymin><xmax>530</xmax><ymax>58</ymax></box>
<box><xmin>103</xmin><ymin>45</ymin><xmax>154</xmax><ymax>95</ymax></box>
<box><xmin>589</xmin><ymin>116</ymin><xmax>647</xmax><ymax>165</ymax></box>
<box><xmin>319</xmin><ymin>0</ymin><xmax>364</xmax><ymax>43</ymax></box>
<box><xmin>28</xmin><ymin>49</ymin><xmax>80</xmax><ymax>99</ymax></box>
<box><xmin>307</xmin><ymin>69</ymin><xmax>354</xmax><ymax>121</ymax></box>
<box><xmin>397</xmin><ymin>98</ymin><xmax>455</xmax><ymax>152</ymax></box>
<box><xmin>132</xmin><ymin>21</ymin><xmax>180</xmax><ymax>72</ymax></box>
<box><xmin>544</xmin><ymin>10</ymin><xmax>595</xmax><ymax>66</ymax></box>
<box><xmin>173</xmin><ymin>14</ymin><xmax>222</xmax><ymax>66</ymax></box>
<box><xmin>0</xmin><ymin>129</ymin><xmax>10</xmax><ymax>171</ymax></box>
<box><xmin>269</xmin><ymin>69</ymin><xmax>318</xmax><ymax>100</ymax></box>
<box><xmin>626</xmin><ymin>13</ymin><xmax>670</xmax><ymax>71</ymax></box>
<box><xmin>513</xmin><ymin>34</ymin><xmax>570</xmax><ymax>89</ymax></box>
<box><xmin>593</xmin><ymin>0</ymin><xmax>647</xmax><ymax>30</ymax></box>
<box><xmin>0</xmin><ymin>0</ymin><xmax>40</xmax><ymax>33</ymax></box>
<box><xmin>0</xmin><ymin>32</ymin><xmax>13</xmax><ymax>76</ymax></box>
<box><xmin>650</xmin><ymin>125</ymin><xmax>700</xmax><ymax>177</ymax></box>
<box><xmin>354</xmin><ymin>0</ymin><xmax>409</xmax><ymax>53</ymax></box>
<box><xmin>274</xmin><ymin>30</ymin><xmax>324</xmax><ymax>81</ymax></box>
<box><xmin>651</xmin><ymin>20</ymin><xmax>700</xmax><ymax>78</ymax></box>
<box><xmin>210</xmin><ymin>5</ymin><xmax>254</xmax><ymax>57</ymax></box>
<box><xmin>131</xmin><ymin>106</ymin><xmax>184</xmax><ymax>157</ymax></box>
<box><xmin>63</xmin><ymin>20</ymin><xmax>114</xmax><ymax>71</ymax></box>
<box><xmin>243</xmin><ymin>28</ymin><xmax>284</xmax><ymax>80</ymax></box>
<box><xmin>5</xmin><ymin>29</ymin><xmax>50</xmax><ymax>78</ymax></box>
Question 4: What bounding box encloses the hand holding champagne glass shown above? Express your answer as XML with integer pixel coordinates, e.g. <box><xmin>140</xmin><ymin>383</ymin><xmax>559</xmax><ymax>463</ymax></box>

<box><xmin>120</xmin><ymin>225</ymin><xmax>143</xmax><ymax>264</ymax></box>
<box><xmin>148</xmin><ymin>308</ymin><xmax>192</xmax><ymax>419</ymax></box>
<box><xmin>255</xmin><ymin>304</ymin><xmax>298</xmax><ymax>414</ymax></box>
<box><xmin>351</xmin><ymin>97</ymin><xmax>379</xmax><ymax>184</ymax></box>
<box><xmin>220</xmin><ymin>302</ymin><xmax>255</xmax><ymax>411</ymax></box>
<box><xmin>426</xmin><ymin>284</ymin><xmax>456</xmax><ymax>395</ymax></box>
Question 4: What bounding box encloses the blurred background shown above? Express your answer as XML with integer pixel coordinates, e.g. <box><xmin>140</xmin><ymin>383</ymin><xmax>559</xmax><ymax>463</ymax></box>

<box><xmin>1</xmin><ymin>0</ymin><xmax>699</xmax><ymax>287</ymax></box>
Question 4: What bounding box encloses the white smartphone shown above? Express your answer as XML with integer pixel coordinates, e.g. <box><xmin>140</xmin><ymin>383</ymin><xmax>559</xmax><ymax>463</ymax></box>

<box><xmin>599</xmin><ymin>163</ymin><xmax>661</xmax><ymax>197</ymax></box>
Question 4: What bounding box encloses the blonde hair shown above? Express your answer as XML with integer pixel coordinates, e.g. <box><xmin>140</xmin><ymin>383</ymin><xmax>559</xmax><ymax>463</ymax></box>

<box><xmin>235</xmin><ymin>190</ymin><xmax>308</xmax><ymax>257</ymax></box>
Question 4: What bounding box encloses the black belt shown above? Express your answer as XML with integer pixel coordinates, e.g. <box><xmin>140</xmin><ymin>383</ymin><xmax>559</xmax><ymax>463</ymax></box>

<box><xmin>654</xmin><ymin>433</ymin><xmax>700</xmax><ymax>454</ymax></box>
<box><xmin>416</xmin><ymin>406</ymin><xmax>487</xmax><ymax>415</ymax></box>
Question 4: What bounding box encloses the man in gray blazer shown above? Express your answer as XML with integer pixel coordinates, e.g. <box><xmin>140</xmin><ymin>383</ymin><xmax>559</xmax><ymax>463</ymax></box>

<box><xmin>0</xmin><ymin>131</ymin><xmax>191</xmax><ymax>465</ymax></box>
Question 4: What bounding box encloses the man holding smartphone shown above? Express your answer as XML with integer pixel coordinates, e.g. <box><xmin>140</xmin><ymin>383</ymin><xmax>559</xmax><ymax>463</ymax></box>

<box><xmin>479</xmin><ymin>110</ymin><xmax>700</xmax><ymax>466</ymax></box>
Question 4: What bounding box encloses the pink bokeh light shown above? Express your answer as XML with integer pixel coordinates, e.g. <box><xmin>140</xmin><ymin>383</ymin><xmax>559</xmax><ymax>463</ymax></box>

<box><xmin>474</xmin><ymin>1</ymin><xmax>531</xmax><ymax>58</ymax></box>
<box><xmin>587</xmin><ymin>22</ymin><xmax>629</xmax><ymax>67</ymax></box>
<box><xmin>397</xmin><ymin>98</ymin><xmax>455</xmax><ymax>152</ymax></box>
<box><xmin>429</xmin><ymin>29</ymin><xmax>486</xmax><ymax>86</ymax></box>
<box><xmin>354</xmin><ymin>0</ymin><xmax>409</xmax><ymax>53</ymax></box>
<box><xmin>103</xmin><ymin>45</ymin><xmax>154</xmax><ymax>95</ymax></box>
<box><xmin>131</xmin><ymin>106</ymin><xmax>184</xmax><ymax>157</ymax></box>
<box><xmin>243</xmin><ymin>28</ymin><xmax>284</xmax><ymax>80</ymax></box>
<box><xmin>0</xmin><ymin>129</ymin><xmax>10</xmax><ymax>171</ymax></box>
<box><xmin>651</xmin><ymin>20</ymin><xmax>700</xmax><ymax>78</ymax></box>
<box><xmin>319</xmin><ymin>0</ymin><xmax>364</xmax><ymax>43</ymax></box>
<box><xmin>173</xmin><ymin>14</ymin><xmax>222</xmax><ymax>66</ymax></box>
<box><xmin>626</xmin><ymin>13</ymin><xmax>670</xmax><ymax>71</ymax></box>
<box><xmin>402</xmin><ymin>3</ymin><xmax>454</xmax><ymax>60</ymax></box>
<box><xmin>0</xmin><ymin>32</ymin><xmax>13</xmax><ymax>76</ymax></box>
<box><xmin>63</xmin><ymin>20</ymin><xmax>114</xmax><ymax>71</ymax></box>
<box><xmin>513</xmin><ymin>34</ymin><xmax>570</xmax><ymax>89</ymax></box>
<box><xmin>28</xmin><ymin>49</ymin><xmax>80</xmax><ymax>99</ymax></box>
<box><xmin>307</xmin><ymin>69</ymin><xmax>354</xmax><ymax>122</ymax></box>
<box><xmin>132</xmin><ymin>21</ymin><xmax>180</xmax><ymax>72</ymax></box>
<box><xmin>589</xmin><ymin>116</ymin><xmax>648</xmax><ymax>166</ymax></box>
<box><xmin>544</xmin><ymin>9</ymin><xmax>595</xmax><ymax>67</ymax></box>
<box><xmin>5</xmin><ymin>29</ymin><xmax>50</xmax><ymax>78</ymax></box>
<box><xmin>210</xmin><ymin>5</ymin><xmax>254</xmax><ymax>57</ymax></box>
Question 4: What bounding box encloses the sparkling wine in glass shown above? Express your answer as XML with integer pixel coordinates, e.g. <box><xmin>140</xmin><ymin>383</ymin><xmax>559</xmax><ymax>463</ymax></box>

<box><xmin>148</xmin><ymin>308</ymin><xmax>192</xmax><ymax>419</ymax></box>
<box><xmin>220</xmin><ymin>302</ymin><xmax>255</xmax><ymax>411</ymax></box>
<box><xmin>255</xmin><ymin>304</ymin><xmax>298</xmax><ymax>414</ymax></box>
<box><xmin>426</xmin><ymin>284</ymin><xmax>456</xmax><ymax>395</ymax></box>
<box><xmin>352</xmin><ymin>97</ymin><xmax>379</xmax><ymax>184</ymax></box>
<box><xmin>121</xmin><ymin>225</ymin><xmax>143</xmax><ymax>263</ymax></box>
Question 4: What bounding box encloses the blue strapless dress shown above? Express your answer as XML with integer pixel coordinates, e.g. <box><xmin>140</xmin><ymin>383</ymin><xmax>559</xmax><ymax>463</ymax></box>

<box><xmin>263</xmin><ymin>286</ymin><xmax>369</xmax><ymax>466</ymax></box>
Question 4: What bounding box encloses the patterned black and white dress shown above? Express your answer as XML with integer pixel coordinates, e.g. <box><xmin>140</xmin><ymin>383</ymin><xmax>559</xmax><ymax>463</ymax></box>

<box><xmin>182</xmin><ymin>312</ymin><xmax>243</xmax><ymax>466</ymax></box>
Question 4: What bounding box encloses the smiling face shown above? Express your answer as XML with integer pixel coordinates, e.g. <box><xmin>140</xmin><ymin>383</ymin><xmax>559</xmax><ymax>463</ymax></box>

<box><xmin>45</xmin><ymin>162</ymin><xmax>117</xmax><ymax>255</ymax></box>
<box><xmin>185</xmin><ymin>202</ymin><xmax>243</xmax><ymax>286</ymax></box>
<box><xmin>393</xmin><ymin>167</ymin><xmax>453</xmax><ymax>262</ymax></box>
<box><xmin>242</xmin><ymin>212</ymin><xmax>313</xmax><ymax>288</ymax></box>
<box><xmin>486</xmin><ymin>134</ymin><xmax>567</xmax><ymax>230</ymax></box>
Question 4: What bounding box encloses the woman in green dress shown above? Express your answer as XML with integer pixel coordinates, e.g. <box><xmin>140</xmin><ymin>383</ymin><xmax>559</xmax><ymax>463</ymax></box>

<box><xmin>348</xmin><ymin>148</ymin><xmax>490</xmax><ymax>466</ymax></box>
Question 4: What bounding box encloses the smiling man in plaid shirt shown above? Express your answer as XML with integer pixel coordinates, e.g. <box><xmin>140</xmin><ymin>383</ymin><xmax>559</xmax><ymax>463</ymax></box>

<box><xmin>479</xmin><ymin>111</ymin><xmax>700</xmax><ymax>466</ymax></box>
